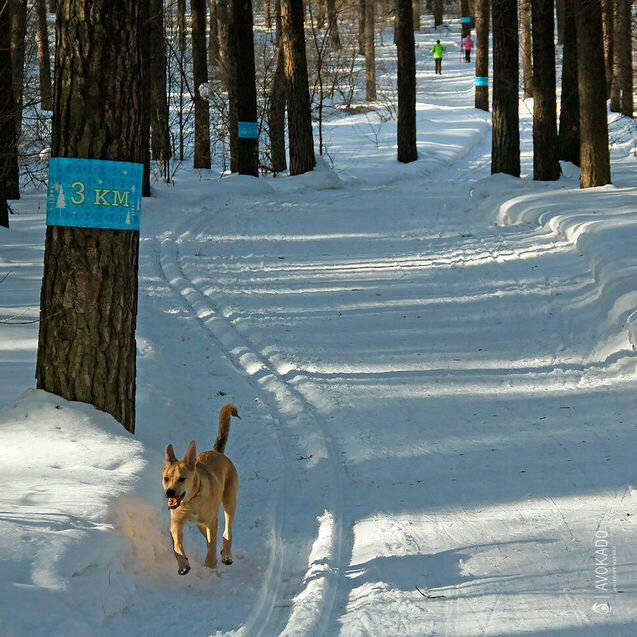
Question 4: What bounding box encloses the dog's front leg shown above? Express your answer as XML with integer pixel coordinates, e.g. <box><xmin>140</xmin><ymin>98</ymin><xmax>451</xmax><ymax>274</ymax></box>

<box><xmin>170</xmin><ymin>520</ymin><xmax>191</xmax><ymax>575</ymax></box>
<box><xmin>198</xmin><ymin>520</ymin><xmax>218</xmax><ymax>569</ymax></box>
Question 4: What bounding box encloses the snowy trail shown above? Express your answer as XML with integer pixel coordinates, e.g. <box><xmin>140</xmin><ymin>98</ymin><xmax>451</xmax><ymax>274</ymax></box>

<box><xmin>150</xmin><ymin>129</ymin><xmax>637</xmax><ymax>634</ymax></box>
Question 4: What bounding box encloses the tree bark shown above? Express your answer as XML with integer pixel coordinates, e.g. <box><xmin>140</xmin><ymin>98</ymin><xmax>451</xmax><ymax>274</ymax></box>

<box><xmin>576</xmin><ymin>0</ymin><xmax>610</xmax><ymax>187</ymax></box>
<box><xmin>601</xmin><ymin>0</ymin><xmax>614</xmax><ymax>98</ymax></box>
<box><xmin>461</xmin><ymin>0</ymin><xmax>471</xmax><ymax>37</ymax></box>
<box><xmin>269</xmin><ymin>0</ymin><xmax>286</xmax><ymax>173</ymax></box>
<box><xmin>36</xmin><ymin>0</ymin><xmax>144</xmax><ymax>433</ymax></box>
<box><xmin>7</xmin><ymin>0</ymin><xmax>25</xmax><ymax>200</ymax></box>
<box><xmin>611</xmin><ymin>0</ymin><xmax>633</xmax><ymax>117</ymax></box>
<box><xmin>520</xmin><ymin>0</ymin><xmax>533</xmax><ymax>98</ymax></box>
<box><xmin>491</xmin><ymin>0</ymin><xmax>520</xmax><ymax>177</ymax></box>
<box><xmin>412</xmin><ymin>0</ymin><xmax>420</xmax><ymax>31</ymax></box>
<box><xmin>358</xmin><ymin>0</ymin><xmax>365</xmax><ymax>54</ymax></box>
<box><xmin>474</xmin><ymin>0</ymin><xmax>489</xmax><ymax>111</ymax></box>
<box><xmin>141</xmin><ymin>0</ymin><xmax>151</xmax><ymax>195</ymax></box>
<box><xmin>191</xmin><ymin>0</ymin><xmax>211</xmax><ymax>168</ymax></box>
<box><xmin>531</xmin><ymin>0</ymin><xmax>559</xmax><ymax>180</ymax></box>
<box><xmin>558</xmin><ymin>0</ymin><xmax>579</xmax><ymax>165</ymax></box>
<box><xmin>36</xmin><ymin>0</ymin><xmax>53</xmax><ymax>111</ymax></box>
<box><xmin>150</xmin><ymin>0</ymin><xmax>172</xmax><ymax>163</ymax></box>
<box><xmin>209</xmin><ymin>0</ymin><xmax>220</xmax><ymax>68</ymax></box>
<box><xmin>281</xmin><ymin>0</ymin><xmax>315</xmax><ymax>175</ymax></box>
<box><xmin>364</xmin><ymin>0</ymin><xmax>376</xmax><ymax>100</ymax></box>
<box><xmin>0</xmin><ymin>0</ymin><xmax>14</xmax><ymax>227</ymax></box>
<box><xmin>396</xmin><ymin>0</ymin><xmax>417</xmax><ymax>163</ymax></box>
<box><xmin>228</xmin><ymin>0</ymin><xmax>259</xmax><ymax>175</ymax></box>
<box><xmin>432</xmin><ymin>0</ymin><xmax>443</xmax><ymax>27</ymax></box>
<box><xmin>327</xmin><ymin>0</ymin><xmax>340</xmax><ymax>50</ymax></box>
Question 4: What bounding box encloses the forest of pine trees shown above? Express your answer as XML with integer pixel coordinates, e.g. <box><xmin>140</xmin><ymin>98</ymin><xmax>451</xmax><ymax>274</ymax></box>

<box><xmin>0</xmin><ymin>0</ymin><xmax>634</xmax><ymax>430</ymax></box>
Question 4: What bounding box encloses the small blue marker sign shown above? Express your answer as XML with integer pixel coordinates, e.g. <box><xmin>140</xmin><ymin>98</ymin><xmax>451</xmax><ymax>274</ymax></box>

<box><xmin>47</xmin><ymin>157</ymin><xmax>143</xmax><ymax>230</ymax></box>
<box><xmin>238</xmin><ymin>121</ymin><xmax>259</xmax><ymax>139</ymax></box>
<box><xmin>475</xmin><ymin>76</ymin><xmax>489</xmax><ymax>86</ymax></box>
<box><xmin>461</xmin><ymin>16</ymin><xmax>471</xmax><ymax>23</ymax></box>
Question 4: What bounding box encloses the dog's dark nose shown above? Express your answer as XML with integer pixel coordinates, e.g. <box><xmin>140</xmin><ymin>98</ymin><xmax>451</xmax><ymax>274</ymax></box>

<box><xmin>166</xmin><ymin>488</ymin><xmax>176</xmax><ymax>498</ymax></box>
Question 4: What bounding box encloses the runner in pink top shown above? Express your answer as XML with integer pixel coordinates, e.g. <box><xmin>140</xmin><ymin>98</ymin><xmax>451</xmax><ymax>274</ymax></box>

<box><xmin>462</xmin><ymin>35</ymin><xmax>474</xmax><ymax>63</ymax></box>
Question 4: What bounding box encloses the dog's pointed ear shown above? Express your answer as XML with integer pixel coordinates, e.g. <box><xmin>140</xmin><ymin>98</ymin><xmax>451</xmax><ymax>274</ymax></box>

<box><xmin>165</xmin><ymin>444</ymin><xmax>177</xmax><ymax>464</ymax></box>
<box><xmin>183</xmin><ymin>440</ymin><xmax>197</xmax><ymax>469</ymax></box>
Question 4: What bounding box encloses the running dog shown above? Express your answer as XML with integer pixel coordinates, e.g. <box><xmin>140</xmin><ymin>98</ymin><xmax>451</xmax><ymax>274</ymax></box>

<box><xmin>162</xmin><ymin>403</ymin><xmax>240</xmax><ymax>575</ymax></box>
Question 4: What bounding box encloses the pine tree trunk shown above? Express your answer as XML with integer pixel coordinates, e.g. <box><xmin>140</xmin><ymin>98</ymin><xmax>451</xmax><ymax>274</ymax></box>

<box><xmin>7</xmin><ymin>0</ymin><xmax>25</xmax><ymax>200</ymax></box>
<box><xmin>327</xmin><ymin>0</ymin><xmax>340</xmax><ymax>50</ymax></box>
<box><xmin>0</xmin><ymin>0</ymin><xmax>14</xmax><ymax>227</ymax></box>
<box><xmin>281</xmin><ymin>0</ymin><xmax>315</xmax><ymax>175</ymax></box>
<box><xmin>36</xmin><ymin>0</ymin><xmax>144</xmax><ymax>433</ymax></box>
<box><xmin>229</xmin><ymin>0</ymin><xmax>259</xmax><ymax>176</ymax></box>
<box><xmin>209</xmin><ymin>0</ymin><xmax>220</xmax><ymax>68</ymax></box>
<box><xmin>412</xmin><ymin>0</ymin><xmax>420</xmax><ymax>31</ymax></box>
<box><xmin>396</xmin><ymin>0</ymin><xmax>417</xmax><ymax>163</ymax></box>
<box><xmin>269</xmin><ymin>0</ymin><xmax>287</xmax><ymax>173</ymax></box>
<box><xmin>576</xmin><ymin>0</ymin><xmax>611</xmax><ymax>188</ymax></box>
<box><xmin>614</xmin><ymin>0</ymin><xmax>633</xmax><ymax>117</ymax></box>
<box><xmin>364</xmin><ymin>0</ymin><xmax>376</xmax><ymax>100</ymax></box>
<box><xmin>142</xmin><ymin>0</ymin><xmax>152</xmax><ymax>195</ymax></box>
<box><xmin>601</xmin><ymin>0</ymin><xmax>614</xmax><ymax>98</ymax></box>
<box><xmin>461</xmin><ymin>0</ymin><xmax>471</xmax><ymax>37</ymax></box>
<box><xmin>520</xmin><ymin>0</ymin><xmax>533</xmax><ymax>98</ymax></box>
<box><xmin>555</xmin><ymin>0</ymin><xmax>565</xmax><ymax>43</ymax></box>
<box><xmin>36</xmin><ymin>0</ymin><xmax>53</xmax><ymax>111</ymax></box>
<box><xmin>265</xmin><ymin>0</ymin><xmax>272</xmax><ymax>28</ymax></box>
<box><xmin>531</xmin><ymin>0</ymin><xmax>559</xmax><ymax>180</ymax></box>
<box><xmin>178</xmin><ymin>0</ymin><xmax>187</xmax><ymax>54</ymax></box>
<box><xmin>474</xmin><ymin>0</ymin><xmax>489</xmax><ymax>111</ymax></box>
<box><xmin>491</xmin><ymin>0</ymin><xmax>520</xmax><ymax>177</ymax></box>
<box><xmin>191</xmin><ymin>0</ymin><xmax>211</xmax><ymax>168</ymax></box>
<box><xmin>558</xmin><ymin>0</ymin><xmax>579</xmax><ymax>165</ymax></box>
<box><xmin>432</xmin><ymin>0</ymin><xmax>443</xmax><ymax>27</ymax></box>
<box><xmin>150</xmin><ymin>0</ymin><xmax>172</xmax><ymax>164</ymax></box>
<box><xmin>358</xmin><ymin>0</ymin><xmax>365</xmax><ymax>54</ymax></box>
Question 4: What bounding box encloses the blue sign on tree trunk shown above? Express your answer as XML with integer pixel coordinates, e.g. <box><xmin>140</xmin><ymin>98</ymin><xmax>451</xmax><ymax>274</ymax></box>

<box><xmin>47</xmin><ymin>157</ymin><xmax>143</xmax><ymax>230</ymax></box>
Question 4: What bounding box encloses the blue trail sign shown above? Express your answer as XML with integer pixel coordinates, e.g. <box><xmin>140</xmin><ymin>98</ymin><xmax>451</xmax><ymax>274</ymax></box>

<box><xmin>47</xmin><ymin>157</ymin><xmax>143</xmax><ymax>230</ymax></box>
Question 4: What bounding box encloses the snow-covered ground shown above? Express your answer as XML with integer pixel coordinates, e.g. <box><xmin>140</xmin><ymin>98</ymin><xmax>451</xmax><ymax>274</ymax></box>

<box><xmin>2</xmin><ymin>18</ymin><xmax>637</xmax><ymax>637</ymax></box>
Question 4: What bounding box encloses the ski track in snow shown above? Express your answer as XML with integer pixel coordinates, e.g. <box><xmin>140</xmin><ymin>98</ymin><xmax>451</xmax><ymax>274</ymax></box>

<box><xmin>157</xmin><ymin>213</ymin><xmax>346</xmax><ymax>636</ymax></box>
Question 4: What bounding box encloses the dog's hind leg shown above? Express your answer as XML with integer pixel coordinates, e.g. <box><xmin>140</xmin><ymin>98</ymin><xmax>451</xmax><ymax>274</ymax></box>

<box><xmin>198</xmin><ymin>520</ymin><xmax>218</xmax><ymax>569</ymax></box>
<box><xmin>221</xmin><ymin>487</ymin><xmax>236</xmax><ymax>565</ymax></box>
<box><xmin>170</xmin><ymin>521</ymin><xmax>191</xmax><ymax>575</ymax></box>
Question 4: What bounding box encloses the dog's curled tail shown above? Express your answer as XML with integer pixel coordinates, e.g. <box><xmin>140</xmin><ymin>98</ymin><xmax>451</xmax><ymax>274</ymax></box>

<box><xmin>214</xmin><ymin>403</ymin><xmax>240</xmax><ymax>453</ymax></box>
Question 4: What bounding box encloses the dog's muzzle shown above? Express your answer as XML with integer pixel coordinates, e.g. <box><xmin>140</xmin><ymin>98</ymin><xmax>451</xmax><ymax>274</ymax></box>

<box><xmin>166</xmin><ymin>490</ymin><xmax>185</xmax><ymax>509</ymax></box>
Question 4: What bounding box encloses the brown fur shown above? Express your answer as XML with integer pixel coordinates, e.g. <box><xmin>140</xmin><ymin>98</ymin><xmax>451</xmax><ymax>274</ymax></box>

<box><xmin>162</xmin><ymin>403</ymin><xmax>240</xmax><ymax>575</ymax></box>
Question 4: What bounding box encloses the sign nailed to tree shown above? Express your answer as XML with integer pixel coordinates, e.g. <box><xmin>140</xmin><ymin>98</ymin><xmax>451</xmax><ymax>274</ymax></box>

<box><xmin>47</xmin><ymin>157</ymin><xmax>143</xmax><ymax>230</ymax></box>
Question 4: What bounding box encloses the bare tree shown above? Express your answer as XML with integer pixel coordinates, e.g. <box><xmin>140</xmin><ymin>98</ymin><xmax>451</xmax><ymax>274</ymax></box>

<box><xmin>520</xmin><ymin>0</ymin><xmax>533</xmax><ymax>98</ymax></box>
<box><xmin>576</xmin><ymin>0</ymin><xmax>610</xmax><ymax>187</ymax></box>
<box><xmin>191</xmin><ymin>0</ymin><xmax>211</xmax><ymax>168</ymax></box>
<box><xmin>36</xmin><ymin>0</ymin><xmax>53</xmax><ymax>111</ymax></box>
<box><xmin>558</xmin><ymin>0</ymin><xmax>579</xmax><ymax>165</ymax></box>
<box><xmin>491</xmin><ymin>0</ymin><xmax>520</xmax><ymax>177</ymax></box>
<box><xmin>364</xmin><ymin>0</ymin><xmax>376</xmax><ymax>100</ymax></box>
<box><xmin>0</xmin><ymin>0</ymin><xmax>14</xmax><ymax>227</ymax></box>
<box><xmin>281</xmin><ymin>0</ymin><xmax>315</xmax><ymax>174</ymax></box>
<box><xmin>474</xmin><ymin>0</ymin><xmax>489</xmax><ymax>111</ymax></box>
<box><xmin>531</xmin><ymin>0</ymin><xmax>559</xmax><ymax>180</ymax></box>
<box><xmin>36</xmin><ymin>0</ymin><xmax>144</xmax><ymax>432</ymax></box>
<box><xmin>396</xmin><ymin>0</ymin><xmax>417</xmax><ymax>162</ymax></box>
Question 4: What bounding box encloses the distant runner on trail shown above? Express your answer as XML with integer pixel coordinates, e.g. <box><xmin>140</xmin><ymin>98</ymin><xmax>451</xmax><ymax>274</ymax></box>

<box><xmin>430</xmin><ymin>40</ymin><xmax>447</xmax><ymax>75</ymax></box>
<box><xmin>462</xmin><ymin>34</ymin><xmax>474</xmax><ymax>63</ymax></box>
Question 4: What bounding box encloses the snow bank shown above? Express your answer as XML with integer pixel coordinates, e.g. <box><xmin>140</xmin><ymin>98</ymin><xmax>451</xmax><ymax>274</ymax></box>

<box><xmin>472</xmin><ymin>148</ymin><xmax>637</xmax><ymax>355</ymax></box>
<box><xmin>0</xmin><ymin>389</ymin><xmax>148</xmax><ymax>637</ymax></box>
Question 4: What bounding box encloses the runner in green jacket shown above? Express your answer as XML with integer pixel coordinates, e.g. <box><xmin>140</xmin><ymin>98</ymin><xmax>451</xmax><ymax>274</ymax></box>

<box><xmin>430</xmin><ymin>40</ymin><xmax>447</xmax><ymax>75</ymax></box>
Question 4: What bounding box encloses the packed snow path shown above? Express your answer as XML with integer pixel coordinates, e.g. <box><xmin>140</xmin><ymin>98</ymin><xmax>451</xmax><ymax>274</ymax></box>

<box><xmin>136</xmin><ymin>122</ymin><xmax>637</xmax><ymax>637</ymax></box>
